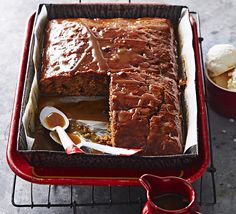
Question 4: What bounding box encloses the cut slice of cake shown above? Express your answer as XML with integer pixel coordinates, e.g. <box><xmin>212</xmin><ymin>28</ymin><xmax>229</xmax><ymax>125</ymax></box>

<box><xmin>110</xmin><ymin>72</ymin><xmax>183</xmax><ymax>155</ymax></box>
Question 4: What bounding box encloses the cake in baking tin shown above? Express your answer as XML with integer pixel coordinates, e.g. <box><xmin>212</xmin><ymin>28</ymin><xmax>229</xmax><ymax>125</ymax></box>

<box><xmin>39</xmin><ymin>17</ymin><xmax>183</xmax><ymax>155</ymax></box>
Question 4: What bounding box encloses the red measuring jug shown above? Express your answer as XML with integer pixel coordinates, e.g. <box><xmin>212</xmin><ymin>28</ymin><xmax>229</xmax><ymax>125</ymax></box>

<box><xmin>139</xmin><ymin>174</ymin><xmax>201</xmax><ymax>214</ymax></box>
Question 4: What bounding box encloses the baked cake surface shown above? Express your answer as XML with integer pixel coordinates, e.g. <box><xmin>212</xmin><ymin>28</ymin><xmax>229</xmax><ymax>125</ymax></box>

<box><xmin>39</xmin><ymin>17</ymin><xmax>183</xmax><ymax>155</ymax></box>
<box><xmin>110</xmin><ymin>72</ymin><xmax>182</xmax><ymax>155</ymax></box>
<box><xmin>40</xmin><ymin>18</ymin><xmax>178</xmax><ymax>95</ymax></box>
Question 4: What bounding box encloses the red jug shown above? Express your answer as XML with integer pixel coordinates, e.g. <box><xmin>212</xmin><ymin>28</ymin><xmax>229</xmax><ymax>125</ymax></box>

<box><xmin>139</xmin><ymin>174</ymin><xmax>200</xmax><ymax>214</ymax></box>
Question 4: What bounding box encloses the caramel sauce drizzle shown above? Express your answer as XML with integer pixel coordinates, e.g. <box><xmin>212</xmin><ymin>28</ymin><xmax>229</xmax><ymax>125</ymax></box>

<box><xmin>44</xmin><ymin>19</ymin><xmax>175</xmax><ymax>79</ymax></box>
<box><xmin>68</xmin><ymin>133</ymin><xmax>81</xmax><ymax>144</ymax></box>
<box><xmin>68</xmin><ymin>45</ymin><xmax>92</xmax><ymax>74</ymax></box>
<box><xmin>79</xmin><ymin>20</ymin><xmax>109</xmax><ymax>72</ymax></box>
<box><xmin>45</xmin><ymin>112</ymin><xmax>65</xmax><ymax>129</ymax></box>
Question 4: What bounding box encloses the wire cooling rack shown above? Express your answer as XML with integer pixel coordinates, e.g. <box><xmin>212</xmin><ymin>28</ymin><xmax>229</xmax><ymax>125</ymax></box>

<box><xmin>11</xmin><ymin>168</ymin><xmax>216</xmax><ymax>214</ymax></box>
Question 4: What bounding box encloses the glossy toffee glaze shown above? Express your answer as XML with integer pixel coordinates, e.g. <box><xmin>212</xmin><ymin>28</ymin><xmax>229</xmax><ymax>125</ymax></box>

<box><xmin>40</xmin><ymin>18</ymin><xmax>178</xmax><ymax>96</ymax></box>
<box><xmin>110</xmin><ymin>72</ymin><xmax>182</xmax><ymax>155</ymax></box>
<box><xmin>39</xmin><ymin>17</ymin><xmax>182</xmax><ymax>155</ymax></box>
<box><xmin>42</xmin><ymin>18</ymin><xmax>177</xmax><ymax>77</ymax></box>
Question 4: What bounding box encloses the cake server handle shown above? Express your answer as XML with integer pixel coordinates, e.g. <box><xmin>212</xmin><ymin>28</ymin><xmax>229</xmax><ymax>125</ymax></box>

<box><xmin>77</xmin><ymin>138</ymin><xmax>142</xmax><ymax>156</ymax></box>
<box><xmin>55</xmin><ymin>126</ymin><xmax>84</xmax><ymax>154</ymax></box>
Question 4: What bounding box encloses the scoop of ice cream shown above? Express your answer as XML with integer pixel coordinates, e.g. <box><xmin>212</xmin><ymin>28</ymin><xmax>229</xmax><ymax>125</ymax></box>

<box><xmin>227</xmin><ymin>68</ymin><xmax>236</xmax><ymax>91</ymax></box>
<box><xmin>206</xmin><ymin>44</ymin><xmax>236</xmax><ymax>77</ymax></box>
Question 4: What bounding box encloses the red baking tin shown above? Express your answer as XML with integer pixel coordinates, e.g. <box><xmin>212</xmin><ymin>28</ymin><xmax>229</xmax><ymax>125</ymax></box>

<box><xmin>205</xmin><ymin>71</ymin><xmax>236</xmax><ymax>118</ymax></box>
<box><xmin>6</xmin><ymin>8</ymin><xmax>209</xmax><ymax>186</ymax></box>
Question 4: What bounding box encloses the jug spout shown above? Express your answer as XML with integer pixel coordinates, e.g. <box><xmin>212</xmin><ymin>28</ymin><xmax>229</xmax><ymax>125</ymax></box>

<box><xmin>139</xmin><ymin>174</ymin><xmax>163</xmax><ymax>193</ymax></box>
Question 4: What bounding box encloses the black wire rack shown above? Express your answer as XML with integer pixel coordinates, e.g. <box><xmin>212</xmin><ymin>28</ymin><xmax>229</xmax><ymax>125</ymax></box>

<box><xmin>11</xmin><ymin>167</ymin><xmax>216</xmax><ymax>214</ymax></box>
<box><xmin>11</xmin><ymin>2</ymin><xmax>217</xmax><ymax>213</ymax></box>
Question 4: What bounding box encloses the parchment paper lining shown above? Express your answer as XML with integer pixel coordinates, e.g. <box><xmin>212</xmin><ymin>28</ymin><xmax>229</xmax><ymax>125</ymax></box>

<box><xmin>22</xmin><ymin>6</ymin><xmax>197</xmax><ymax>154</ymax></box>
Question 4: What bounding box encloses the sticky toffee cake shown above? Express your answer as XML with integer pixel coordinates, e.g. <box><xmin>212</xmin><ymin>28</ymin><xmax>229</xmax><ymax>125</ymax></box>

<box><xmin>40</xmin><ymin>18</ymin><xmax>178</xmax><ymax>95</ymax></box>
<box><xmin>39</xmin><ymin>17</ymin><xmax>183</xmax><ymax>155</ymax></box>
<box><xmin>110</xmin><ymin>72</ymin><xmax>182</xmax><ymax>155</ymax></box>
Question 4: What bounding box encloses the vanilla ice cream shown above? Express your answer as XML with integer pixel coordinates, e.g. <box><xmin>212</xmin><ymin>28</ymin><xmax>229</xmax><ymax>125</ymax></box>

<box><xmin>206</xmin><ymin>44</ymin><xmax>236</xmax><ymax>77</ymax></box>
<box><xmin>227</xmin><ymin>68</ymin><xmax>236</xmax><ymax>91</ymax></box>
